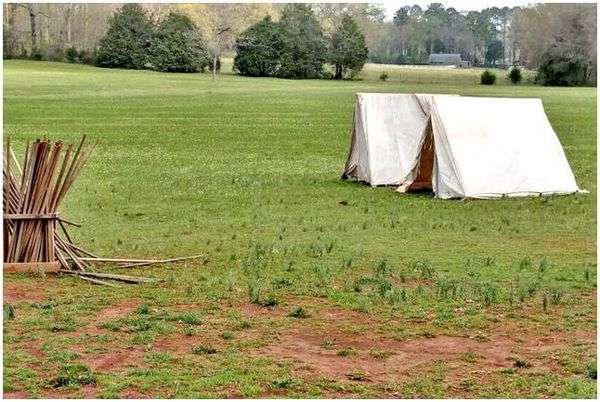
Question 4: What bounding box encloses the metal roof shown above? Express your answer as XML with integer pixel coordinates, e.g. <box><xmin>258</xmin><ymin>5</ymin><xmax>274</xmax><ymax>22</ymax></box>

<box><xmin>428</xmin><ymin>54</ymin><xmax>462</xmax><ymax>64</ymax></box>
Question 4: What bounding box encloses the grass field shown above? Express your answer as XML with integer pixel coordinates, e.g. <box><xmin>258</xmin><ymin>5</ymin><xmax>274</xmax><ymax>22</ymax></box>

<box><xmin>2</xmin><ymin>60</ymin><xmax>597</xmax><ymax>398</ymax></box>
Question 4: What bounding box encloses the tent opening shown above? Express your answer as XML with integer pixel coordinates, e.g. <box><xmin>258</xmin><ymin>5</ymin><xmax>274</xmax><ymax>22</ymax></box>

<box><xmin>408</xmin><ymin>120</ymin><xmax>434</xmax><ymax>191</ymax></box>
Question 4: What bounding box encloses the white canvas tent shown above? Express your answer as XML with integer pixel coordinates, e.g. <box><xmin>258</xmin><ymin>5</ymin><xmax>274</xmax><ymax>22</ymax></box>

<box><xmin>342</xmin><ymin>93</ymin><xmax>584</xmax><ymax>199</ymax></box>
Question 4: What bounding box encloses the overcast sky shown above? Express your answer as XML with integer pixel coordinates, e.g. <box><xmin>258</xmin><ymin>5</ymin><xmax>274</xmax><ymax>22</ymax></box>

<box><xmin>377</xmin><ymin>0</ymin><xmax>533</xmax><ymax>19</ymax></box>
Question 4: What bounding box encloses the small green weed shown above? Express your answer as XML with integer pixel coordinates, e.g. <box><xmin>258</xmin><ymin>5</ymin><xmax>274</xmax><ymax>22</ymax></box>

<box><xmin>288</xmin><ymin>307</ymin><xmax>309</xmax><ymax>318</ymax></box>
<box><xmin>49</xmin><ymin>364</ymin><xmax>95</xmax><ymax>388</ymax></box>
<box><xmin>192</xmin><ymin>345</ymin><xmax>218</xmax><ymax>355</ymax></box>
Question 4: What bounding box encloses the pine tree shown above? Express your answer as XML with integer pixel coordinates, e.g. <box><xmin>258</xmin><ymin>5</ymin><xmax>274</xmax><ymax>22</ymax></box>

<box><xmin>95</xmin><ymin>4</ymin><xmax>154</xmax><ymax>69</ymax></box>
<box><xmin>276</xmin><ymin>4</ymin><xmax>327</xmax><ymax>79</ymax></box>
<box><xmin>148</xmin><ymin>12</ymin><xmax>209</xmax><ymax>73</ymax></box>
<box><xmin>329</xmin><ymin>15</ymin><xmax>369</xmax><ymax>79</ymax></box>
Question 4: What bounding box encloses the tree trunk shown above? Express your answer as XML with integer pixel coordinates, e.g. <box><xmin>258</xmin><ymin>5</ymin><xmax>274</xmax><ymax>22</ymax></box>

<box><xmin>212</xmin><ymin>54</ymin><xmax>217</xmax><ymax>80</ymax></box>
<box><xmin>334</xmin><ymin>64</ymin><xmax>343</xmax><ymax>80</ymax></box>
<box><xmin>66</xmin><ymin>3</ymin><xmax>73</xmax><ymax>46</ymax></box>
<box><xmin>5</xmin><ymin>4</ymin><xmax>17</xmax><ymax>57</ymax></box>
<box><xmin>27</xmin><ymin>5</ymin><xmax>37</xmax><ymax>55</ymax></box>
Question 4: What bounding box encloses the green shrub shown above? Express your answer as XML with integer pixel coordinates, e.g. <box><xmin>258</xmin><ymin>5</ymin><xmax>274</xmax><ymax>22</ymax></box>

<box><xmin>95</xmin><ymin>4</ymin><xmax>154</xmax><ymax>69</ymax></box>
<box><xmin>379</xmin><ymin>71</ymin><xmax>389</xmax><ymax>81</ymax></box>
<box><xmin>79</xmin><ymin>50</ymin><xmax>96</xmax><ymax>65</ymax></box>
<box><xmin>30</xmin><ymin>50</ymin><xmax>43</xmax><ymax>61</ymax></box>
<box><xmin>233</xmin><ymin>16</ymin><xmax>283</xmax><ymax>77</ymax></box>
<box><xmin>508</xmin><ymin>66</ymin><xmax>522</xmax><ymax>84</ymax></box>
<box><xmin>65</xmin><ymin>47</ymin><xmax>79</xmax><ymax>63</ymax></box>
<box><xmin>480</xmin><ymin>70</ymin><xmax>496</xmax><ymax>85</ymax></box>
<box><xmin>147</xmin><ymin>12</ymin><xmax>209</xmax><ymax>73</ymax></box>
<box><xmin>535</xmin><ymin>54</ymin><xmax>593</xmax><ymax>86</ymax></box>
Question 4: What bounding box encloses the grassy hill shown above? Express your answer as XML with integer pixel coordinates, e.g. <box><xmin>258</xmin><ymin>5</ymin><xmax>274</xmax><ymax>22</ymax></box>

<box><xmin>3</xmin><ymin>60</ymin><xmax>596</xmax><ymax>398</ymax></box>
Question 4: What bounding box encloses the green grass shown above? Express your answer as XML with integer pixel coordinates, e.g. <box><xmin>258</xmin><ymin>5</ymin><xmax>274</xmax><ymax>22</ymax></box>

<box><xmin>3</xmin><ymin>59</ymin><xmax>597</xmax><ymax>398</ymax></box>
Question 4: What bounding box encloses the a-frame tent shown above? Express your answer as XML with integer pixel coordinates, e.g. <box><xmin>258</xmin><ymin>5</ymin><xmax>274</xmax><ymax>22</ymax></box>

<box><xmin>342</xmin><ymin>93</ymin><xmax>584</xmax><ymax>199</ymax></box>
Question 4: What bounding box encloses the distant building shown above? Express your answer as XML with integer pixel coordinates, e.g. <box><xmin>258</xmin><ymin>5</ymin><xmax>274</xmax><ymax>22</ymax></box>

<box><xmin>428</xmin><ymin>53</ymin><xmax>470</xmax><ymax>67</ymax></box>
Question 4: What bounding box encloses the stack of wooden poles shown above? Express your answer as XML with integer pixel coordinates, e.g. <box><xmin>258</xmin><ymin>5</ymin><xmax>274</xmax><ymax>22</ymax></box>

<box><xmin>3</xmin><ymin>136</ymin><xmax>97</xmax><ymax>271</ymax></box>
<box><xmin>3</xmin><ymin>137</ymin><xmax>203</xmax><ymax>286</ymax></box>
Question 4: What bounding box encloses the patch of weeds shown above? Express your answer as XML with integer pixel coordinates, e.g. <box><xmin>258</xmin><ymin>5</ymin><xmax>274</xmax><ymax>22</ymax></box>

<box><xmin>256</xmin><ymin>294</ymin><xmax>279</xmax><ymax>307</ymax></box>
<box><xmin>557</xmin><ymin>378</ymin><xmax>597</xmax><ymax>398</ymax></box>
<box><xmin>369</xmin><ymin>349</ymin><xmax>394</xmax><ymax>359</ymax></box>
<box><xmin>272</xmin><ymin>277</ymin><xmax>293</xmax><ymax>288</ymax></box>
<box><xmin>288</xmin><ymin>307</ymin><xmax>309</xmax><ymax>319</ymax></box>
<box><xmin>346</xmin><ymin>369</ymin><xmax>369</xmax><ymax>381</ymax></box>
<box><xmin>183</xmin><ymin>325</ymin><xmax>196</xmax><ymax>336</ymax></box>
<box><xmin>459</xmin><ymin>379</ymin><xmax>476</xmax><ymax>391</ymax></box>
<box><xmin>353</xmin><ymin>297</ymin><xmax>370</xmax><ymax>313</ymax></box>
<box><xmin>480</xmin><ymin>282</ymin><xmax>498</xmax><ymax>306</ymax></box>
<box><xmin>136</xmin><ymin>303</ymin><xmax>150</xmax><ymax>315</ymax></box>
<box><xmin>326</xmin><ymin>240</ymin><xmax>335</xmax><ymax>254</ymax></box>
<box><xmin>313</xmin><ymin>264</ymin><xmax>331</xmax><ymax>287</ymax></box>
<box><xmin>549</xmin><ymin>287</ymin><xmax>564</xmax><ymax>305</ymax></box>
<box><xmin>248</xmin><ymin>279</ymin><xmax>261</xmax><ymax>304</ymax></box>
<box><xmin>175</xmin><ymin>312</ymin><xmax>202</xmax><ymax>326</ymax></box>
<box><xmin>459</xmin><ymin>351</ymin><xmax>479</xmax><ymax>363</ymax></box>
<box><xmin>586</xmin><ymin>361</ymin><xmax>597</xmax><ymax>379</ymax></box>
<box><xmin>418</xmin><ymin>331</ymin><xmax>436</xmax><ymax>338</ymax></box>
<box><xmin>412</xmin><ymin>259</ymin><xmax>435</xmax><ymax>279</ymax></box>
<box><xmin>271</xmin><ymin>378</ymin><xmax>297</xmax><ymax>389</ymax></box>
<box><xmin>147</xmin><ymin>352</ymin><xmax>172</xmax><ymax>364</ymax></box>
<box><xmin>308</xmin><ymin>242</ymin><xmax>325</xmax><ymax>258</ymax></box>
<box><xmin>247</xmin><ymin>280</ymin><xmax>279</xmax><ymax>307</ymax></box>
<box><xmin>374</xmin><ymin>258</ymin><xmax>391</xmax><ymax>277</ymax></box>
<box><xmin>43</xmin><ymin>347</ymin><xmax>80</xmax><ymax>363</ymax></box>
<box><xmin>377</xmin><ymin>278</ymin><xmax>392</xmax><ymax>297</ymax></box>
<box><xmin>132</xmin><ymin>331</ymin><xmax>155</xmax><ymax>345</ymax></box>
<box><xmin>512</xmin><ymin>357</ymin><xmax>532</xmax><ymax>368</ymax></box>
<box><xmin>33</xmin><ymin>300</ymin><xmax>59</xmax><ymax>313</ymax></box>
<box><xmin>472</xmin><ymin>333</ymin><xmax>489</xmax><ymax>342</ymax></box>
<box><xmin>321</xmin><ymin>338</ymin><xmax>336</xmax><ymax>350</ymax></box>
<box><xmin>4</xmin><ymin>304</ymin><xmax>15</xmax><ymax>321</ymax></box>
<box><xmin>232</xmin><ymin>317</ymin><xmax>251</xmax><ymax>331</ymax></box>
<box><xmin>435</xmin><ymin>277</ymin><xmax>458</xmax><ymax>299</ymax></box>
<box><xmin>538</xmin><ymin>257</ymin><xmax>551</xmax><ymax>273</ymax></box>
<box><xmin>519</xmin><ymin>256</ymin><xmax>532</xmax><ymax>270</ymax></box>
<box><xmin>221</xmin><ymin>331</ymin><xmax>234</xmax><ymax>340</ymax></box>
<box><xmin>49</xmin><ymin>364</ymin><xmax>95</xmax><ymax>388</ymax></box>
<box><xmin>102</xmin><ymin>312</ymin><xmax>166</xmax><ymax>334</ymax></box>
<box><xmin>49</xmin><ymin>315</ymin><xmax>78</xmax><ymax>332</ymax></box>
<box><xmin>499</xmin><ymin>367</ymin><xmax>516</xmax><ymax>374</ymax></box>
<box><xmin>337</xmin><ymin>347</ymin><xmax>358</xmax><ymax>357</ymax></box>
<box><xmin>192</xmin><ymin>345</ymin><xmax>217</xmax><ymax>355</ymax></box>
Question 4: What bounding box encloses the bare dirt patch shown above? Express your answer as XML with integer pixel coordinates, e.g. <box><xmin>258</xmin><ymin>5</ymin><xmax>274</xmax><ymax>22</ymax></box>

<box><xmin>22</xmin><ymin>339</ymin><xmax>45</xmax><ymax>359</ymax></box>
<box><xmin>3</xmin><ymin>281</ymin><xmax>48</xmax><ymax>303</ymax></box>
<box><xmin>83</xmin><ymin>347</ymin><xmax>146</xmax><ymax>372</ymax></box>
<box><xmin>255</xmin><ymin>311</ymin><xmax>597</xmax><ymax>386</ymax></box>
<box><xmin>119</xmin><ymin>389</ymin><xmax>151</xmax><ymax>398</ymax></box>
<box><xmin>96</xmin><ymin>299</ymin><xmax>140</xmax><ymax>321</ymax></box>
<box><xmin>3</xmin><ymin>390</ymin><xmax>30</xmax><ymax>398</ymax></box>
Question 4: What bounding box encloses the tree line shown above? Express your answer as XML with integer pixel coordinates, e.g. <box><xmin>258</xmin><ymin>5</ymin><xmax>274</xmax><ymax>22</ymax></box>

<box><xmin>234</xmin><ymin>4</ymin><xmax>367</xmax><ymax>79</ymax></box>
<box><xmin>3</xmin><ymin>2</ymin><xmax>596</xmax><ymax>85</ymax></box>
